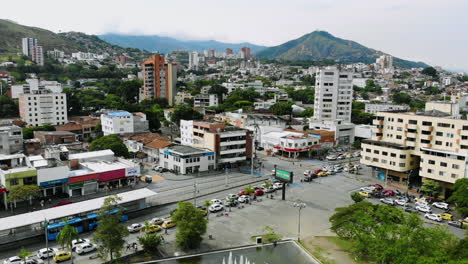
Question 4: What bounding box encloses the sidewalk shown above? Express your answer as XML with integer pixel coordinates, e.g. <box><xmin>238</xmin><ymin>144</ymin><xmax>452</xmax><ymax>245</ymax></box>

<box><xmin>0</xmin><ymin>181</ymin><xmax>148</xmax><ymax>218</ymax></box>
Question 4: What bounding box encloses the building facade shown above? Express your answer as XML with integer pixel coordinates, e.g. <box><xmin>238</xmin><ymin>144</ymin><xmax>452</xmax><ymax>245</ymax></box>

<box><xmin>159</xmin><ymin>145</ymin><xmax>216</xmax><ymax>174</ymax></box>
<box><xmin>0</xmin><ymin>126</ymin><xmax>23</xmax><ymax>155</ymax></box>
<box><xmin>140</xmin><ymin>54</ymin><xmax>177</xmax><ymax>105</ymax></box>
<box><xmin>364</xmin><ymin>103</ymin><xmax>410</xmax><ymax>114</ymax></box>
<box><xmin>194</xmin><ymin>94</ymin><xmax>219</xmax><ymax>107</ymax></box>
<box><xmin>19</xmin><ymin>91</ymin><xmax>68</xmax><ymax>126</ymax></box>
<box><xmin>100</xmin><ymin>111</ymin><xmax>149</xmax><ymax>136</ymax></box>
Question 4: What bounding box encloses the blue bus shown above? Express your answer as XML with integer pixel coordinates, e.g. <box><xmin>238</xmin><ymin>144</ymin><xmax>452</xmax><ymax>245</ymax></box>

<box><xmin>47</xmin><ymin>208</ymin><xmax>128</xmax><ymax>240</ymax></box>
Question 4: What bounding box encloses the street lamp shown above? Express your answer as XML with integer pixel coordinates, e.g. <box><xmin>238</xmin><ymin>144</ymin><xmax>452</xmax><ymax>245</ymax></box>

<box><xmin>293</xmin><ymin>201</ymin><xmax>306</xmax><ymax>241</ymax></box>
<box><xmin>44</xmin><ymin>218</ymin><xmax>50</xmax><ymax>264</ymax></box>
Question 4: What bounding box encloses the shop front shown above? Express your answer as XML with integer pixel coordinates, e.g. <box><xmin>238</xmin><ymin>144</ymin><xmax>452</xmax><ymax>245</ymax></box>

<box><xmin>67</xmin><ymin>173</ymin><xmax>99</xmax><ymax>197</ymax></box>
<box><xmin>98</xmin><ymin>169</ymin><xmax>126</xmax><ymax>190</ymax></box>
<box><xmin>39</xmin><ymin>178</ymin><xmax>68</xmax><ymax>197</ymax></box>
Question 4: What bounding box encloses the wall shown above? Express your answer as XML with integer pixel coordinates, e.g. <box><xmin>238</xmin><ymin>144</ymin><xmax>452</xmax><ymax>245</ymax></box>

<box><xmin>37</xmin><ymin>165</ymin><xmax>69</xmax><ymax>186</ymax></box>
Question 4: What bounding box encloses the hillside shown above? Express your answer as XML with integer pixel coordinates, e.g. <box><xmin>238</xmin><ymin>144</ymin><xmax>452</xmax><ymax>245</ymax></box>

<box><xmin>98</xmin><ymin>33</ymin><xmax>267</xmax><ymax>53</ymax></box>
<box><xmin>256</xmin><ymin>31</ymin><xmax>428</xmax><ymax>68</ymax></box>
<box><xmin>0</xmin><ymin>19</ymin><xmax>149</xmax><ymax>59</ymax></box>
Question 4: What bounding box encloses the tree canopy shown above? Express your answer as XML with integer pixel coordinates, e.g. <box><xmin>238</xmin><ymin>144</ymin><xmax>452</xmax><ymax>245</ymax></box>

<box><xmin>172</xmin><ymin>201</ymin><xmax>208</xmax><ymax>250</ymax></box>
<box><xmin>22</xmin><ymin>124</ymin><xmax>55</xmax><ymax>139</ymax></box>
<box><xmin>0</xmin><ymin>95</ymin><xmax>19</xmax><ymax>118</ymax></box>
<box><xmin>448</xmin><ymin>178</ymin><xmax>468</xmax><ymax>217</ymax></box>
<box><xmin>6</xmin><ymin>185</ymin><xmax>40</xmax><ymax>203</ymax></box>
<box><xmin>420</xmin><ymin>180</ymin><xmax>441</xmax><ymax>198</ymax></box>
<box><xmin>170</xmin><ymin>105</ymin><xmax>204</xmax><ymax>125</ymax></box>
<box><xmin>422</xmin><ymin>67</ymin><xmax>438</xmax><ymax>78</ymax></box>
<box><xmin>89</xmin><ymin>134</ymin><xmax>129</xmax><ymax>157</ymax></box>
<box><xmin>269</xmin><ymin>101</ymin><xmax>294</xmax><ymax>116</ymax></box>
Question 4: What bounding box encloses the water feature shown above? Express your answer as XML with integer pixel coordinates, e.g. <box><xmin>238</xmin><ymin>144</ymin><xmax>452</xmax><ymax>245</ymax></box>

<box><xmin>150</xmin><ymin>241</ymin><xmax>317</xmax><ymax>264</ymax></box>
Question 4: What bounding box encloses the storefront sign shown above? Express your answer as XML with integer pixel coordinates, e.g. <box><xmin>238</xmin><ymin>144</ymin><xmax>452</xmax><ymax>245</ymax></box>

<box><xmin>39</xmin><ymin>178</ymin><xmax>68</xmax><ymax>187</ymax></box>
<box><xmin>68</xmin><ymin>173</ymin><xmax>99</xmax><ymax>184</ymax></box>
<box><xmin>99</xmin><ymin>169</ymin><xmax>125</xmax><ymax>182</ymax></box>
<box><xmin>126</xmin><ymin>168</ymin><xmax>139</xmax><ymax>177</ymax></box>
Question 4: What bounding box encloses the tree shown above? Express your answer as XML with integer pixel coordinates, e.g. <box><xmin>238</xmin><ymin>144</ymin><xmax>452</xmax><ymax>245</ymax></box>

<box><xmin>448</xmin><ymin>178</ymin><xmax>468</xmax><ymax>217</ymax></box>
<box><xmin>261</xmin><ymin>226</ymin><xmax>282</xmax><ymax>243</ymax></box>
<box><xmin>420</xmin><ymin>180</ymin><xmax>441</xmax><ymax>198</ymax></box>
<box><xmin>138</xmin><ymin>222</ymin><xmax>162</xmax><ymax>256</ymax></box>
<box><xmin>57</xmin><ymin>222</ymin><xmax>78</xmax><ymax>263</ymax></box>
<box><xmin>351</xmin><ymin>192</ymin><xmax>364</xmax><ymax>203</ymax></box>
<box><xmin>269</xmin><ymin>101</ymin><xmax>293</xmax><ymax>116</ymax></box>
<box><xmin>145</xmin><ymin>111</ymin><xmax>161</xmax><ymax>132</ymax></box>
<box><xmin>0</xmin><ymin>95</ymin><xmax>19</xmax><ymax>118</ymax></box>
<box><xmin>89</xmin><ymin>134</ymin><xmax>129</xmax><ymax>157</ymax></box>
<box><xmin>93</xmin><ymin>195</ymin><xmax>129</xmax><ymax>262</ymax></box>
<box><xmin>301</xmin><ymin>108</ymin><xmax>314</xmax><ymax>117</ymax></box>
<box><xmin>392</xmin><ymin>92</ymin><xmax>412</xmax><ymax>105</ymax></box>
<box><xmin>6</xmin><ymin>185</ymin><xmax>40</xmax><ymax>204</ymax></box>
<box><xmin>18</xmin><ymin>248</ymin><xmax>31</xmax><ymax>262</ymax></box>
<box><xmin>208</xmin><ymin>84</ymin><xmax>228</xmax><ymax>103</ymax></box>
<box><xmin>172</xmin><ymin>201</ymin><xmax>208</xmax><ymax>249</ymax></box>
<box><xmin>22</xmin><ymin>124</ymin><xmax>55</xmax><ymax>139</ymax></box>
<box><xmin>244</xmin><ymin>185</ymin><xmax>255</xmax><ymax>195</ymax></box>
<box><xmin>263</xmin><ymin>181</ymin><xmax>272</xmax><ymax>188</ymax></box>
<box><xmin>170</xmin><ymin>105</ymin><xmax>204</xmax><ymax>125</ymax></box>
<box><xmin>422</xmin><ymin>67</ymin><xmax>438</xmax><ymax>78</ymax></box>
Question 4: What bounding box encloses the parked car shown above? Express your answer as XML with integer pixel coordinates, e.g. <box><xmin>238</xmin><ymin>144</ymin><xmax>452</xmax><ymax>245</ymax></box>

<box><xmin>196</xmin><ymin>206</ymin><xmax>208</xmax><ymax>216</ymax></box>
<box><xmin>404</xmin><ymin>206</ymin><xmax>416</xmax><ymax>213</ymax></box>
<box><xmin>224</xmin><ymin>198</ymin><xmax>238</xmax><ymax>207</ymax></box>
<box><xmin>162</xmin><ymin>219</ymin><xmax>176</xmax><ymax>229</ymax></box>
<box><xmin>149</xmin><ymin>217</ymin><xmax>164</xmax><ymax>225</ymax></box>
<box><xmin>424</xmin><ymin>213</ymin><xmax>442</xmax><ymax>222</ymax></box>
<box><xmin>358</xmin><ymin>191</ymin><xmax>371</xmax><ymax>197</ymax></box>
<box><xmin>238</xmin><ymin>195</ymin><xmax>250</xmax><ymax>203</ymax></box>
<box><xmin>303</xmin><ymin>176</ymin><xmax>313</xmax><ymax>182</ymax></box>
<box><xmin>3</xmin><ymin>257</ymin><xmax>22</xmax><ymax>264</ymax></box>
<box><xmin>75</xmin><ymin>243</ymin><xmax>97</xmax><ymax>255</ymax></box>
<box><xmin>382</xmin><ymin>189</ymin><xmax>395</xmax><ymax>196</ymax></box>
<box><xmin>226</xmin><ymin>194</ymin><xmax>238</xmax><ymax>200</ymax></box>
<box><xmin>145</xmin><ymin>224</ymin><xmax>162</xmax><ymax>233</ymax></box>
<box><xmin>53</xmin><ymin>251</ymin><xmax>71</xmax><ymax>263</ymax></box>
<box><xmin>326</xmin><ymin>155</ymin><xmax>337</xmax><ymax>161</ymax></box>
<box><xmin>254</xmin><ymin>189</ymin><xmax>264</xmax><ymax>196</ymax></box>
<box><xmin>439</xmin><ymin>213</ymin><xmax>454</xmax><ymax>220</ymax></box>
<box><xmin>53</xmin><ymin>201</ymin><xmax>74</xmax><ymax>207</ymax></box>
<box><xmin>209</xmin><ymin>204</ymin><xmax>224</xmax><ymax>213</ymax></box>
<box><xmin>210</xmin><ymin>199</ymin><xmax>223</xmax><ymax>205</ymax></box>
<box><xmin>127</xmin><ymin>223</ymin><xmax>143</xmax><ymax>233</ymax></box>
<box><xmin>447</xmin><ymin>220</ymin><xmax>463</xmax><ymax>228</ymax></box>
<box><xmin>263</xmin><ymin>187</ymin><xmax>275</xmax><ymax>193</ymax></box>
<box><xmin>394</xmin><ymin>199</ymin><xmax>408</xmax><ymax>206</ymax></box>
<box><xmin>37</xmin><ymin>248</ymin><xmax>57</xmax><ymax>260</ymax></box>
<box><xmin>380</xmin><ymin>198</ymin><xmax>394</xmax><ymax>205</ymax></box>
<box><xmin>415</xmin><ymin>201</ymin><xmax>429</xmax><ymax>208</ymax></box>
<box><xmin>416</xmin><ymin>206</ymin><xmax>432</xmax><ymax>213</ymax></box>
<box><xmin>238</xmin><ymin>190</ymin><xmax>250</xmax><ymax>196</ymax></box>
<box><xmin>318</xmin><ymin>172</ymin><xmax>329</xmax><ymax>177</ymax></box>
<box><xmin>370</xmin><ymin>184</ymin><xmax>384</xmax><ymax>190</ymax></box>
<box><xmin>360</xmin><ymin>187</ymin><xmax>375</xmax><ymax>192</ymax></box>
<box><xmin>23</xmin><ymin>258</ymin><xmax>43</xmax><ymax>264</ymax></box>
<box><xmin>415</xmin><ymin>197</ymin><xmax>428</xmax><ymax>203</ymax></box>
<box><xmin>71</xmin><ymin>238</ymin><xmax>90</xmax><ymax>251</ymax></box>
<box><xmin>273</xmin><ymin>182</ymin><xmax>283</xmax><ymax>190</ymax></box>
<box><xmin>432</xmin><ymin>202</ymin><xmax>449</xmax><ymax>210</ymax></box>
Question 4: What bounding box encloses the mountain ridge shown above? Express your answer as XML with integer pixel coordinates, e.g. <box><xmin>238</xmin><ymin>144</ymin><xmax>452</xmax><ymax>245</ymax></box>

<box><xmin>256</xmin><ymin>31</ymin><xmax>428</xmax><ymax>68</ymax></box>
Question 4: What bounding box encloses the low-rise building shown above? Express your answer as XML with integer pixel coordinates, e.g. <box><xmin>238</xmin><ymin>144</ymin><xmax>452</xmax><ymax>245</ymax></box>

<box><xmin>193</xmin><ymin>94</ymin><xmax>219</xmax><ymax>107</ymax></box>
<box><xmin>261</xmin><ymin>130</ymin><xmax>320</xmax><ymax>158</ymax></box>
<box><xmin>0</xmin><ymin>125</ymin><xmax>23</xmax><ymax>155</ymax></box>
<box><xmin>309</xmin><ymin>120</ymin><xmax>354</xmax><ymax>145</ymax></box>
<box><xmin>55</xmin><ymin>116</ymin><xmax>100</xmax><ymax>140</ymax></box>
<box><xmin>100</xmin><ymin>111</ymin><xmax>149</xmax><ymax>136</ymax></box>
<box><xmin>122</xmin><ymin>133</ymin><xmax>172</xmax><ymax>163</ymax></box>
<box><xmin>34</xmin><ymin>131</ymin><xmax>78</xmax><ymax>145</ymax></box>
<box><xmin>18</xmin><ymin>91</ymin><xmax>68</xmax><ymax>126</ymax></box>
<box><xmin>364</xmin><ymin>103</ymin><xmax>409</xmax><ymax>114</ymax></box>
<box><xmin>159</xmin><ymin>145</ymin><xmax>216</xmax><ymax>174</ymax></box>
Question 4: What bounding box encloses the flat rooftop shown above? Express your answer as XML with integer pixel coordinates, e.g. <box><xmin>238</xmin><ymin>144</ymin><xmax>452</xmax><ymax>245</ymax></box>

<box><xmin>69</xmin><ymin>149</ymin><xmax>114</xmax><ymax>160</ymax></box>
<box><xmin>167</xmin><ymin>145</ymin><xmax>208</xmax><ymax>154</ymax></box>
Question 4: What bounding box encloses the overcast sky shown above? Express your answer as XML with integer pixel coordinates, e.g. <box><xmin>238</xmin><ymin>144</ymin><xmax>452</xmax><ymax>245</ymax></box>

<box><xmin>3</xmin><ymin>0</ymin><xmax>468</xmax><ymax>71</ymax></box>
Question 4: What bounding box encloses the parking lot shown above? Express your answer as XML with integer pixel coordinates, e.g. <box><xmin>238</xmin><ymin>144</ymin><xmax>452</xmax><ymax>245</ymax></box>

<box><xmin>0</xmin><ymin>161</ymin><xmax>465</xmax><ymax>263</ymax></box>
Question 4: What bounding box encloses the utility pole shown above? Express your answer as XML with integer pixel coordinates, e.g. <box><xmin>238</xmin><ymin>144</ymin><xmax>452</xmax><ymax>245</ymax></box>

<box><xmin>193</xmin><ymin>178</ymin><xmax>198</xmax><ymax>207</ymax></box>
<box><xmin>293</xmin><ymin>201</ymin><xmax>306</xmax><ymax>241</ymax></box>
<box><xmin>44</xmin><ymin>218</ymin><xmax>50</xmax><ymax>264</ymax></box>
<box><xmin>251</xmin><ymin>129</ymin><xmax>255</xmax><ymax>177</ymax></box>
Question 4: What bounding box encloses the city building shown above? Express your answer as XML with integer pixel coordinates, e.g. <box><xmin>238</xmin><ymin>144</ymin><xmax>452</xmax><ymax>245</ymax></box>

<box><xmin>159</xmin><ymin>145</ymin><xmax>216</xmax><ymax>174</ymax></box>
<box><xmin>47</xmin><ymin>49</ymin><xmax>65</xmax><ymax>59</ymax></box>
<box><xmin>33</xmin><ymin>131</ymin><xmax>78</xmax><ymax>146</ymax></box>
<box><xmin>240</xmin><ymin>47</ymin><xmax>251</xmax><ymax>59</ymax></box>
<box><xmin>19</xmin><ymin>91</ymin><xmax>68</xmax><ymax>126</ymax></box>
<box><xmin>188</xmin><ymin>51</ymin><xmax>199</xmax><ymax>70</ymax></box>
<box><xmin>261</xmin><ymin>130</ymin><xmax>320</xmax><ymax>158</ymax></box>
<box><xmin>180</xmin><ymin>120</ymin><xmax>253</xmax><ymax>169</ymax></box>
<box><xmin>32</xmin><ymin>46</ymin><xmax>44</xmax><ymax>66</ymax></box>
<box><xmin>365</xmin><ymin>103</ymin><xmax>410</xmax><ymax>114</ymax></box>
<box><xmin>226</xmin><ymin>48</ymin><xmax>233</xmax><ymax>55</ymax></box>
<box><xmin>360</xmin><ymin>102</ymin><xmax>468</xmax><ymax>197</ymax></box>
<box><xmin>0</xmin><ymin>125</ymin><xmax>23</xmax><ymax>155</ymax></box>
<box><xmin>55</xmin><ymin>116</ymin><xmax>100</xmax><ymax>141</ymax></box>
<box><xmin>21</xmin><ymin>38</ymin><xmax>38</xmax><ymax>57</ymax></box>
<box><xmin>376</xmin><ymin>55</ymin><xmax>393</xmax><ymax>72</ymax></box>
<box><xmin>11</xmin><ymin>79</ymin><xmax>63</xmax><ymax>99</ymax></box>
<box><xmin>122</xmin><ymin>133</ymin><xmax>172</xmax><ymax>163</ymax></box>
<box><xmin>100</xmin><ymin>111</ymin><xmax>149</xmax><ymax>136</ymax></box>
<box><xmin>309</xmin><ymin>120</ymin><xmax>355</xmax><ymax>144</ymax></box>
<box><xmin>140</xmin><ymin>54</ymin><xmax>177</xmax><ymax>105</ymax></box>
<box><xmin>193</xmin><ymin>94</ymin><xmax>219</xmax><ymax>107</ymax></box>
<box><xmin>174</xmin><ymin>92</ymin><xmax>194</xmax><ymax>105</ymax></box>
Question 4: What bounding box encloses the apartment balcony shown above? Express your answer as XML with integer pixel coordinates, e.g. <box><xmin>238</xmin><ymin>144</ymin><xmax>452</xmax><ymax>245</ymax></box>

<box><xmin>406</xmin><ymin>132</ymin><xmax>416</xmax><ymax>138</ymax></box>
<box><xmin>220</xmin><ymin>148</ymin><xmax>246</xmax><ymax>155</ymax></box>
<box><xmin>421</xmin><ymin>143</ymin><xmax>432</xmax><ymax>148</ymax></box>
<box><xmin>376</xmin><ymin>136</ymin><xmax>382</xmax><ymax>141</ymax></box>
<box><xmin>406</xmin><ymin>140</ymin><xmax>416</xmax><ymax>147</ymax></box>
<box><xmin>406</xmin><ymin>124</ymin><xmax>417</xmax><ymax>130</ymax></box>
<box><xmin>456</xmin><ymin>139</ymin><xmax>461</xmax><ymax>145</ymax></box>
<box><xmin>460</xmin><ymin>129</ymin><xmax>468</xmax><ymax>136</ymax></box>
<box><xmin>420</xmin><ymin>134</ymin><xmax>433</xmax><ymax>141</ymax></box>
<box><xmin>220</xmin><ymin>140</ymin><xmax>246</xmax><ymax>146</ymax></box>
<box><xmin>421</xmin><ymin>125</ymin><xmax>434</xmax><ymax>132</ymax></box>
<box><xmin>219</xmin><ymin>156</ymin><xmax>246</xmax><ymax>164</ymax></box>
<box><xmin>373</xmin><ymin>120</ymin><xmax>384</xmax><ymax>125</ymax></box>
<box><xmin>374</xmin><ymin>128</ymin><xmax>383</xmax><ymax>134</ymax></box>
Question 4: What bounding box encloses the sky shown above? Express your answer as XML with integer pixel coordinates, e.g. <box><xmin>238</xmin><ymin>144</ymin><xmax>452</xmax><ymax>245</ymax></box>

<box><xmin>3</xmin><ymin>0</ymin><xmax>468</xmax><ymax>72</ymax></box>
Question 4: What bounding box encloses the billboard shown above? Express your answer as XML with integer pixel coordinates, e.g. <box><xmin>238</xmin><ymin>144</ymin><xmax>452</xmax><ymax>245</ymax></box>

<box><xmin>275</xmin><ymin>169</ymin><xmax>293</xmax><ymax>183</ymax></box>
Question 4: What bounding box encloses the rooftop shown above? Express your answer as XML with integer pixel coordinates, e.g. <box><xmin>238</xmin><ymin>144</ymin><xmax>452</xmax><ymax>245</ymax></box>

<box><xmin>106</xmin><ymin>111</ymin><xmax>132</xmax><ymax>118</ymax></box>
<box><xmin>69</xmin><ymin>149</ymin><xmax>114</xmax><ymax>160</ymax></box>
<box><xmin>167</xmin><ymin>145</ymin><xmax>210</xmax><ymax>154</ymax></box>
<box><xmin>35</xmin><ymin>131</ymin><xmax>76</xmax><ymax>136</ymax></box>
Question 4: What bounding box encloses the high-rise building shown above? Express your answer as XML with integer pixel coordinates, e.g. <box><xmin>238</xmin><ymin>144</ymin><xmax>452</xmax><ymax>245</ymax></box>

<box><xmin>22</xmin><ymin>38</ymin><xmax>38</xmax><ymax>56</ymax></box>
<box><xmin>140</xmin><ymin>54</ymin><xmax>177</xmax><ymax>105</ymax></box>
<box><xmin>32</xmin><ymin>46</ymin><xmax>44</xmax><ymax>66</ymax></box>
<box><xmin>225</xmin><ymin>48</ymin><xmax>233</xmax><ymax>55</ymax></box>
<box><xmin>376</xmin><ymin>55</ymin><xmax>393</xmax><ymax>71</ymax></box>
<box><xmin>313</xmin><ymin>66</ymin><xmax>353</xmax><ymax>122</ymax></box>
<box><xmin>240</xmin><ymin>47</ymin><xmax>251</xmax><ymax>59</ymax></box>
<box><xmin>188</xmin><ymin>51</ymin><xmax>199</xmax><ymax>70</ymax></box>
<box><xmin>19</xmin><ymin>91</ymin><xmax>68</xmax><ymax>127</ymax></box>
<box><xmin>208</xmin><ymin>49</ymin><xmax>215</xmax><ymax>58</ymax></box>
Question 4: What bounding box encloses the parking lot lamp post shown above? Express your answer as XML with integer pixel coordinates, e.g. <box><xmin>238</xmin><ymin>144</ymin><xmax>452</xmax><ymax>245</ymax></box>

<box><xmin>193</xmin><ymin>179</ymin><xmax>198</xmax><ymax>207</ymax></box>
<box><xmin>44</xmin><ymin>218</ymin><xmax>50</xmax><ymax>264</ymax></box>
<box><xmin>293</xmin><ymin>202</ymin><xmax>306</xmax><ymax>241</ymax></box>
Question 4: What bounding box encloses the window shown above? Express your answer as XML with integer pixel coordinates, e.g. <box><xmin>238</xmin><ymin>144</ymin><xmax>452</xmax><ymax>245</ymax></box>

<box><xmin>452</xmin><ymin>164</ymin><xmax>459</xmax><ymax>169</ymax></box>
<box><xmin>366</xmin><ymin>149</ymin><xmax>371</xmax><ymax>153</ymax></box>
<box><xmin>436</xmin><ymin>132</ymin><xmax>443</xmax><ymax>136</ymax></box>
<box><xmin>440</xmin><ymin>162</ymin><xmax>447</xmax><ymax>167</ymax></box>
<box><xmin>400</xmin><ymin>154</ymin><xmax>406</xmax><ymax>159</ymax></box>
<box><xmin>399</xmin><ymin>163</ymin><xmax>405</xmax><ymax>167</ymax></box>
<box><xmin>427</xmin><ymin>169</ymin><xmax>433</xmax><ymax>174</ymax></box>
<box><xmin>428</xmin><ymin>160</ymin><xmax>435</xmax><ymax>165</ymax></box>
<box><xmin>437</xmin><ymin>123</ymin><xmax>450</xmax><ymax>128</ymax></box>
<box><xmin>382</xmin><ymin>151</ymin><xmax>388</xmax><ymax>156</ymax></box>
<box><xmin>451</xmin><ymin>174</ymin><xmax>457</xmax><ymax>178</ymax></box>
<box><xmin>373</xmin><ymin>150</ymin><xmax>379</xmax><ymax>154</ymax></box>
<box><xmin>422</xmin><ymin>121</ymin><xmax>432</xmax><ymax>126</ymax></box>
<box><xmin>396</xmin><ymin>135</ymin><xmax>402</xmax><ymax>139</ymax></box>
<box><xmin>10</xmin><ymin>179</ymin><xmax>18</xmax><ymax>186</ymax></box>
<box><xmin>439</xmin><ymin>171</ymin><xmax>445</xmax><ymax>176</ymax></box>
<box><xmin>391</xmin><ymin>153</ymin><xmax>396</xmax><ymax>157</ymax></box>
<box><xmin>324</xmin><ymin>72</ymin><xmax>334</xmax><ymax>76</ymax></box>
<box><xmin>435</xmin><ymin>141</ymin><xmax>442</xmax><ymax>145</ymax></box>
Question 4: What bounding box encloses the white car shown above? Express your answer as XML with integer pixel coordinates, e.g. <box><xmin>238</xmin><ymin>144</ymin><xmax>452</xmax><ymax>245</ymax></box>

<box><xmin>416</xmin><ymin>206</ymin><xmax>432</xmax><ymax>213</ymax></box>
<box><xmin>75</xmin><ymin>243</ymin><xmax>97</xmax><ymax>255</ymax></box>
<box><xmin>3</xmin><ymin>256</ymin><xmax>22</xmax><ymax>264</ymax></box>
<box><xmin>415</xmin><ymin>201</ymin><xmax>429</xmax><ymax>208</ymax></box>
<box><xmin>36</xmin><ymin>248</ymin><xmax>57</xmax><ymax>259</ymax></box>
<box><xmin>326</xmin><ymin>155</ymin><xmax>337</xmax><ymax>161</ymax></box>
<box><xmin>380</xmin><ymin>198</ymin><xmax>394</xmax><ymax>205</ymax></box>
<box><xmin>150</xmin><ymin>217</ymin><xmax>164</xmax><ymax>225</ymax></box>
<box><xmin>208</xmin><ymin>204</ymin><xmax>224</xmax><ymax>213</ymax></box>
<box><xmin>127</xmin><ymin>223</ymin><xmax>143</xmax><ymax>233</ymax></box>
<box><xmin>394</xmin><ymin>199</ymin><xmax>408</xmax><ymax>206</ymax></box>
<box><xmin>210</xmin><ymin>199</ymin><xmax>223</xmax><ymax>205</ymax></box>
<box><xmin>238</xmin><ymin>195</ymin><xmax>250</xmax><ymax>203</ymax></box>
<box><xmin>273</xmin><ymin>182</ymin><xmax>283</xmax><ymax>190</ymax></box>
<box><xmin>226</xmin><ymin>194</ymin><xmax>238</xmax><ymax>200</ymax></box>
<box><xmin>303</xmin><ymin>170</ymin><xmax>311</xmax><ymax>176</ymax></box>
<box><xmin>23</xmin><ymin>258</ymin><xmax>43</xmax><ymax>264</ymax></box>
<box><xmin>432</xmin><ymin>202</ymin><xmax>449</xmax><ymax>210</ymax></box>
<box><xmin>71</xmin><ymin>238</ymin><xmax>90</xmax><ymax>251</ymax></box>
<box><xmin>359</xmin><ymin>187</ymin><xmax>375</xmax><ymax>192</ymax></box>
<box><xmin>263</xmin><ymin>187</ymin><xmax>275</xmax><ymax>193</ymax></box>
<box><xmin>424</xmin><ymin>213</ymin><xmax>442</xmax><ymax>222</ymax></box>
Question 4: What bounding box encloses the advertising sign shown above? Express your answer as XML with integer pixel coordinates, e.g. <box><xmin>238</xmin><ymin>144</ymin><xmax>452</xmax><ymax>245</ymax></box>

<box><xmin>275</xmin><ymin>169</ymin><xmax>293</xmax><ymax>183</ymax></box>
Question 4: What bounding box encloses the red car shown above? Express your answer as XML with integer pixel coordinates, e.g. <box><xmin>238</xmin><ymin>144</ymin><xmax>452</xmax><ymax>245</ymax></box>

<box><xmin>254</xmin><ymin>189</ymin><xmax>264</xmax><ymax>196</ymax></box>
<box><xmin>314</xmin><ymin>169</ymin><xmax>322</xmax><ymax>174</ymax></box>
<box><xmin>370</xmin><ymin>184</ymin><xmax>384</xmax><ymax>190</ymax></box>
<box><xmin>53</xmin><ymin>201</ymin><xmax>74</xmax><ymax>207</ymax></box>
<box><xmin>239</xmin><ymin>190</ymin><xmax>249</xmax><ymax>196</ymax></box>
<box><xmin>383</xmin><ymin>189</ymin><xmax>395</xmax><ymax>196</ymax></box>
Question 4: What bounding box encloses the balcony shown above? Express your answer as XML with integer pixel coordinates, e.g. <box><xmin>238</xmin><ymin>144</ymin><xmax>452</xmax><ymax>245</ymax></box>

<box><xmin>220</xmin><ymin>140</ymin><xmax>246</xmax><ymax>146</ymax></box>
<box><xmin>420</xmin><ymin>134</ymin><xmax>433</xmax><ymax>141</ymax></box>
<box><xmin>406</xmin><ymin>132</ymin><xmax>416</xmax><ymax>138</ymax></box>
<box><xmin>374</xmin><ymin>128</ymin><xmax>383</xmax><ymax>134</ymax></box>
<box><xmin>421</xmin><ymin>125</ymin><xmax>434</xmax><ymax>132</ymax></box>
<box><xmin>219</xmin><ymin>156</ymin><xmax>246</xmax><ymax>164</ymax></box>
<box><xmin>406</xmin><ymin>141</ymin><xmax>416</xmax><ymax>147</ymax></box>
<box><xmin>220</xmin><ymin>148</ymin><xmax>246</xmax><ymax>155</ymax></box>
<box><xmin>407</xmin><ymin>124</ymin><xmax>417</xmax><ymax>130</ymax></box>
<box><xmin>421</xmin><ymin>143</ymin><xmax>432</xmax><ymax>148</ymax></box>
<box><xmin>376</xmin><ymin>136</ymin><xmax>382</xmax><ymax>141</ymax></box>
<box><xmin>373</xmin><ymin>120</ymin><xmax>384</xmax><ymax>125</ymax></box>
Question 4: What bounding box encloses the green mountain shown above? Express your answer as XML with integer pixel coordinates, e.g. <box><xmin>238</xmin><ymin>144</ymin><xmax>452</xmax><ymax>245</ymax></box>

<box><xmin>0</xmin><ymin>19</ymin><xmax>149</xmax><ymax>59</ymax></box>
<box><xmin>256</xmin><ymin>31</ymin><xmax>428</xmax><ymax>68</ymax></box>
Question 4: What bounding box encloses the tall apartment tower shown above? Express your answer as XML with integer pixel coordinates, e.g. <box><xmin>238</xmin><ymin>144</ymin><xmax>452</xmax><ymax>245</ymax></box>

<box><xmin>32</xmin><ymin>46</ymin><xmax>44</xmax><ymax>66</ymax></box>
<box><xmin>140</xmin><ymin>54</ymin><xmax>177</xmax><ymax>106</ymax></box>
<box><xmin>19</xmin><ymin>91</ymin><xmax>68</xmax><ymax>127</ymax></box>
<box><xmin>313</xmin><ymin>66</ymin><xmax>353</xmax><ymax>122</ymax></box>
<box><xmin>225</xmin><ymin>48</ymin><xmax>233</xmax><ymax>55</ymax></box>
<box><xmin>240</xmin><ymin>47</ymin><xmax>251</xmax><ymax>59</ymax></box>
<box><xmin>188</xmin><ymin>51</ymin><xmax>199</xmax><ymax>70</ymax></box>
<box><xmin>22</xmin><ymin>38</ymin><xmax>38</xmax><ymax>56</ymax></box>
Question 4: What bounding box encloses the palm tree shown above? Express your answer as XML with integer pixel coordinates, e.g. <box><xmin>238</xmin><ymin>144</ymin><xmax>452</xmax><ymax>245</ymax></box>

<box><xmin>204</xmin><ymin>200</ymin><xmax>211</xmax><ymax>219</ymax></box>
<box><xmin>57</xmin><ymin>221</ymin><xmax>78</xmax><ymax>263</ymax></box>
